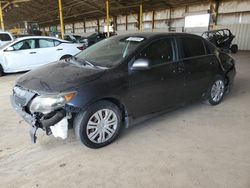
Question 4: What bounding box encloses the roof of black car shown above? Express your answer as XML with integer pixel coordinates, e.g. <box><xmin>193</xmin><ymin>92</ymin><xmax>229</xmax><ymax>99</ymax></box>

<box><xmin>118</xmin><ymin>32</ymin><xmax>200</xmax><ymax>39</ymax></box>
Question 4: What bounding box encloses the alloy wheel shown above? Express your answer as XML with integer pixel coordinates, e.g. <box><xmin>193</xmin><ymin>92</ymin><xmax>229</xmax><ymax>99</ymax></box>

<box><xmin>211</xmin><ymin>80</ymin><xmax>225</xmax><ymax>102</ymax></box>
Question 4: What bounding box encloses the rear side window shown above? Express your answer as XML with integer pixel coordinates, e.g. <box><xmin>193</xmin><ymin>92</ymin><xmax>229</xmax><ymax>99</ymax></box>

<box><xmin>137</xmin><ymin>38</ymin><xmax>175</xmax><ymax>66</ymax></box>
<box><xmin>39</xmin><ymin>39</ymin><xmax>55</xmax><ymax>48</ymax></box>
<box><xmin>54</xmin><ymin>40</ymin><xmax>61</xmax><ymax>46</ymax></box>
<box><xmin>0</xmin><ymin>34</ymin><xmax>11</xmax><ymax>41</ymax></box>
<box><xmin>180</xmin><ymin>37</ymin><xmax>205</xmax><ymax>58</ymax></box>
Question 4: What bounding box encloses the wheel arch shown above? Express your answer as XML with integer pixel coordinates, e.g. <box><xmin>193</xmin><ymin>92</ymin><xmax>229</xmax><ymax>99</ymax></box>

<box><xmin>100</xmin><ymin>97</ymin><xmax>127</xmax><ymax>117</ymax></box>
<box><xmin>60</xmin><ymin>54</ymin><xmax>72</xmax><ymax>60</ymax></box>
<box><xmin>89</xmin><ymin>97</ymin><xmax>129</xmax><ymax>128</ymax></box>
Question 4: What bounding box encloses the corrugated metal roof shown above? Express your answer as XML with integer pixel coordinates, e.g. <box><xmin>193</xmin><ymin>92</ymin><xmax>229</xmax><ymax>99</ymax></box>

<box><xmin>3</xmin><ymin>0</ymin><xmax>210</xmax><ymax>27</ymax></box>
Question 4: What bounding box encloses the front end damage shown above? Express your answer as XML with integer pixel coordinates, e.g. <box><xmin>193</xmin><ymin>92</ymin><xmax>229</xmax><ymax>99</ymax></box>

<box><xmin>11</xmin><ymin>86</ymin><xmax>78</xmax><ymax>143</ymax></box>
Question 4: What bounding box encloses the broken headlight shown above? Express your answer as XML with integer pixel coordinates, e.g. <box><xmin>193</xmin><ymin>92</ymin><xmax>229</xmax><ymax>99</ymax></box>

<box><xmin>29</xmin><ymin>92</ymin><xmax>76</xmax><ymax>114</ymax></box>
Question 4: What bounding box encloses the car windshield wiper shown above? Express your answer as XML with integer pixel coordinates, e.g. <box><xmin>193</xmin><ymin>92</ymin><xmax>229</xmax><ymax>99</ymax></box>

<box><xmin>84</xmin><ymin>59</ymin><xmax>95</xmax><ymax>67</ymax></box>
<box><xmin>69</xmin><ymin>57</ymin><xmax>108</xmax><ymax>69</ymax></box>
<box><xmin>70</xmin><ymin>57</ymin><xmax>95</xmax><ymax>67</ymax></box>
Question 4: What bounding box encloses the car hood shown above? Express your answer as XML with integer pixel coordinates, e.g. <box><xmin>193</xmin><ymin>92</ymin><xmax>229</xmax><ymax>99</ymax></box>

<box><xmin>16</xmin><ymin>60</ymin><xmax>105</xmax><ymax>94</ymax></box>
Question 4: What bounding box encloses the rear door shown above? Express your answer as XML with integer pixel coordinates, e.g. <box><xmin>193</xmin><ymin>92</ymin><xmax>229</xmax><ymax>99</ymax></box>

<box><xmin>35</xmin><ymin>38</ymin><xmax>63</xmax><ymax>66</ymax></box>
<box><xmin>178</xmin><ymin>36</ymin><xmax>218</xmax><ymax>100</ymax></box>
<box><xmin>128</xmin><ymin>37</ymin><xmax>185</xmax><ymax>118</ymax></box>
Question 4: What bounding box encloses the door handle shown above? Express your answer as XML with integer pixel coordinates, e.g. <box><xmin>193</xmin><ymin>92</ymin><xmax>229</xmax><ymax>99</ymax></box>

<box><xmin>29</xmin><ymin>52</ymin><xmax>36</xmax><ymax>54</ymax></box>
<box><xmin>56</xmin><ymin>48</ymin><xmax>63</xmax><ymax>51</ymax></box>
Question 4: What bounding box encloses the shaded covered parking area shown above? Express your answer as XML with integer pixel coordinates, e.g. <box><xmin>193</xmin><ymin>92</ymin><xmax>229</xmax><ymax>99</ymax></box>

<box><xmin>0</xmin><ymin>0</ymin><xmax>250</xmax><ymax>188</ymax></box>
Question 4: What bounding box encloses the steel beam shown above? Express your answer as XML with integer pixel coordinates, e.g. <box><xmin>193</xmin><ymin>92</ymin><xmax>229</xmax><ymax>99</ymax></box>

<box><xmin>58</xmin><ymin>0</ymin><xmax>65</xmax><ymax>39</ymax></box>
<box><xmin>106</xmin><ymin>0</ymin><xmax>110</xmax><ymax>37</ymax></box>
<box><xmin>0</xmin><ymin>2</ymin><xmax>4</xmax><ymax>31</ymax></box>
<box><xmin>139</xmin><ymin>0</ymin><xmax>142</xmax><ymax>31</ymax></box>
<box><xmin>152</xmin><ymin>10</ymin><xmax>155</xmax><ymax>31</ymax></box>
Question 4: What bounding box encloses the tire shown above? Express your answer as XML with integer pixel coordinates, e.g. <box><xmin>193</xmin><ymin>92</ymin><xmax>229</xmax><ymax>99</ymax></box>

<box><xmin>73</xmin><ymin>101</ymin><xmax>122</xmax><ymax>149</ymax></box>
<box><xmin>0</xmin><ymin>65</ymin><xmax>4</xmax><ymax>77</ymax></box>
<box><xmin>60</xmin><ymin>55</ymin><xmax>72</xmax><ymax>60</ymax></box>
<box><xmin>206</xmin><ymin>76</ymin><xmax>226</xmax><ymax>105</ymax></box>
<box><xmin>230</xmin><ymin>44</ymin><xmax>238</xmax><ymax>54</ymax></box>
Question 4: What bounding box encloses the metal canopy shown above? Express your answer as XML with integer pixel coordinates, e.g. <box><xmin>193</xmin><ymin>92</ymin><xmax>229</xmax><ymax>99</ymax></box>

<box><xmin>3</xmin><ymin>0</ymin><xmax>210</xmax><ymax>28</ymax></box>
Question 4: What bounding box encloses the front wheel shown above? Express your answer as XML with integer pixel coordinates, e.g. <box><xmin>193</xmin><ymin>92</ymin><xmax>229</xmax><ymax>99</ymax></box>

<box><xmin>206</xmin><ymin>77</ymin><xmax>226</xmax><ymax>105</ymax></box>
<box><xmin>74</xmin><ymin>101</ymin><xmax>122</xmax><ymax>148</ymax></box>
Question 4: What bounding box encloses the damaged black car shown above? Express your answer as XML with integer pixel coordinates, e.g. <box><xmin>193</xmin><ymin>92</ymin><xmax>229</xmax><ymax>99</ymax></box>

<box><xmin>11</xmin><ymin>33</ymin><xmax>236</xmax><ymax>148</ymax></box>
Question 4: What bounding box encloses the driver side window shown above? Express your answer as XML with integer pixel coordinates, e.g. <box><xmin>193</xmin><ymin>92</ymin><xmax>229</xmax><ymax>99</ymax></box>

<box><xmin>137</xmin><ymin>38</ymin><xmax>174</xmax><ymax>66</ymax></box>
<box><xmin>12</xmin><ymin>39</ymin><xmax>36</xmax><ymax>50</ymax></box>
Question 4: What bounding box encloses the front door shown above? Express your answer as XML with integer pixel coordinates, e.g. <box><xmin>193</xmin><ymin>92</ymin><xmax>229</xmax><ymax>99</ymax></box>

<box><xmin>4</xmin><ymin>39</ymin><xmax>37</xmax><ymax>72</ymax></box>
<box><xmin>127</xmin><ymin>37</ymin><xmax>185</xmax><ymax>118</ymax></box>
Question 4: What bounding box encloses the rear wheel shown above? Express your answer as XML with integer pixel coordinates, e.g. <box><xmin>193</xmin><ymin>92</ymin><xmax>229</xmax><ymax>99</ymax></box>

<box><xmin>0</xmin><ymin>65</ymin><xmax>4</xmax><ymax>77</ymax></box>
<box><xmin>231</xmin><ymin>44</ymin><xmax>238</xmax><ymax>54</ymax></box>
<box><xmin>74</xmin><ymin>101</ymin><xmax>122</xmax><ymax>149</ymax></box>
<box><xmin>206</xmin><ymin>76</ymin><xmax>226</xmax><ymax>105</ymax></box>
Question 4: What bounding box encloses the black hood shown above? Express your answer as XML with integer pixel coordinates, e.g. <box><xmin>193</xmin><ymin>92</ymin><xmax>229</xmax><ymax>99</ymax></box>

<box><xmin>16</xmin><ymin>60</ymin><xmax>105</xmax><ymax>93</ymax></box>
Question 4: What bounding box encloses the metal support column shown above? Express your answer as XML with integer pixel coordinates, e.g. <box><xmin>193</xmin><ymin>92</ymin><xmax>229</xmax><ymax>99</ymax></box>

<box><xmin>72</xmin><ymin>22</ymin><xmax>75</xmax><ymax>33</ymax></box>
<box><xmin>139</xmin><ymin>0</ymin><xmax>142</xmax><ymax>31</ymax></box>
<box><xmin>58</xmin><ymin>0</ymin><xmax>64</xmax><ymax>39</ymax></box>
<box><xmin>83</xmin><ymin>18</ymin><xmax>86</xmax><ymax>33</ymax></box>
<box><xmin>152</xmin><ymin>10</ymin><xmax>155</xmax><ymax>31</ymax></box>
<box><xmin>97</xmin><ymin>19</ymin><xmax>100</xmax><ymax>33</ymax></box>
<box><xmin>106</xmin><ymin>0</ymin><xmax>110</xmax><ymax>37</ymax></box>
<box><xmin>125</xmin><ymin>15</ymin><xmax>128</xmax><ymax>31</ymax></box>
<box><xmin>168</xmin><ymin>8</ymin><xmax>172</xmax><ymax>32</ymax></box>
<box><xmin>0</xmin><ymin>3</ymin><xmax>4</xmax><ymax>31</ymax></box>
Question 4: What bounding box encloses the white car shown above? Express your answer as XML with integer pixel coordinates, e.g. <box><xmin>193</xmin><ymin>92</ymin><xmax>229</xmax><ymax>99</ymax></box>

<box><xmin>0</xmin><ymin>31</ymin><xmax>14</xmax><ymax>47</ymax></box>
<box><xmin>0</xmin><ymin>36</ymin><xmax>83</xmax><ymax>76</ymax></box>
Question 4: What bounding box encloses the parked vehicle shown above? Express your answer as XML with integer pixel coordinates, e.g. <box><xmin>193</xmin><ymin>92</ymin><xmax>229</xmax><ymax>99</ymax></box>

<box><xmin>202</xmin><ymin>29</ymin><xmax>238</xmax><ymax>53</ymax></box>
<box><xmin>0</xmin><ymin>31</ymin><xmax>14</xmax><ymax>46</ymax></box>
<box><xmin>11</xmin><ymin>33</ymin><xmax>236</xmax><ymax>148</ymax></box>
<box><xmin>13</xmin><ymin>34</ymin><xmax>35</xmax><ymax>38</ymax></box>
<box><xmin>64</xmin><ymin>34</ymin><xmax>82</xmax><ymax>43</ymax></box>
<box><xmin>0</xmin><ymin>36</ymin><xmax>84</xmax><ymax>76</ymax></box>
<box><xmin>80</xmin><ymin>32</ymin><xmax>116</xmax><ymax>47</ymax></box>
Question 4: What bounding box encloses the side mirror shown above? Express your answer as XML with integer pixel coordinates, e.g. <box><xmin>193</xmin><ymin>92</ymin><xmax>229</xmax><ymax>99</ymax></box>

<box><xmin>131</xmin><ymin>58</ymin><xmax>151</xmax><ymax>71</ymax></box>
<box><xmin>5</xmin><ymin>46</ymin><xmax>14</xmax><ymax>51</ymax></box>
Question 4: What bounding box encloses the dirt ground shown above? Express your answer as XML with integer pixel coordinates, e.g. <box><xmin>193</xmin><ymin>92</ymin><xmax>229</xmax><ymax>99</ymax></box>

<box><xmin>0</xmin><ymin>52</ymin><xmax>250</xmax><ymax>188</ymax></box>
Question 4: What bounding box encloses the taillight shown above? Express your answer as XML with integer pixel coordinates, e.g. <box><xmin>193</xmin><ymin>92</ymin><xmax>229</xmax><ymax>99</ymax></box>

<box><xmin>77</xmin><ymin>45</ymin><xmax>85</xmax><ymax>51</ymax></box>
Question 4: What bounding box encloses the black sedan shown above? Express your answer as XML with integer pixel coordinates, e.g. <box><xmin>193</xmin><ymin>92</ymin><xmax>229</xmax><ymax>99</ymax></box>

<box><xmin>11</xmin><ymin>33</ymin><xmax>236</xmax><ymax>148</ymax></box>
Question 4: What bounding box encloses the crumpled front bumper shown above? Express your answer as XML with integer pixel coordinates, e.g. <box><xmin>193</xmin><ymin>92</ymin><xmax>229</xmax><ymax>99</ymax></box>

<box><xmin>11</xmin><ymin>95</ymin><xmax>35</xmax><ymax>125</ymax></box>
<box><xmin>11</xmin><ymin>95</ymin><xmax>67</xmax><ymax>143</ymax></box>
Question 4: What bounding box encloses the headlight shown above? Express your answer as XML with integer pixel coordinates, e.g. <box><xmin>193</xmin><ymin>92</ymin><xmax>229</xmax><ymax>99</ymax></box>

<box><xmin>29</xmin><ymin>92</ymin><xmax>76</xmax><ymax>114</ymax></box>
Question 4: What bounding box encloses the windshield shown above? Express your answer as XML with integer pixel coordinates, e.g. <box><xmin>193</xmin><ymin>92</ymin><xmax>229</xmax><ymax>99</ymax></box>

<box><xmin>75</xmin><ymin>35</ymin><xmax>145</xmax><ymax>68</ymax></box>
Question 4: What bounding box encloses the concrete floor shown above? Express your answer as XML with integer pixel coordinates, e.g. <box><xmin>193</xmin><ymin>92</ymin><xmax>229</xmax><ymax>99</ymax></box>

<box><xmin>0</xmin><ymin>52</ymin><xmax>250</xmax><ymax>188</ymax></box>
